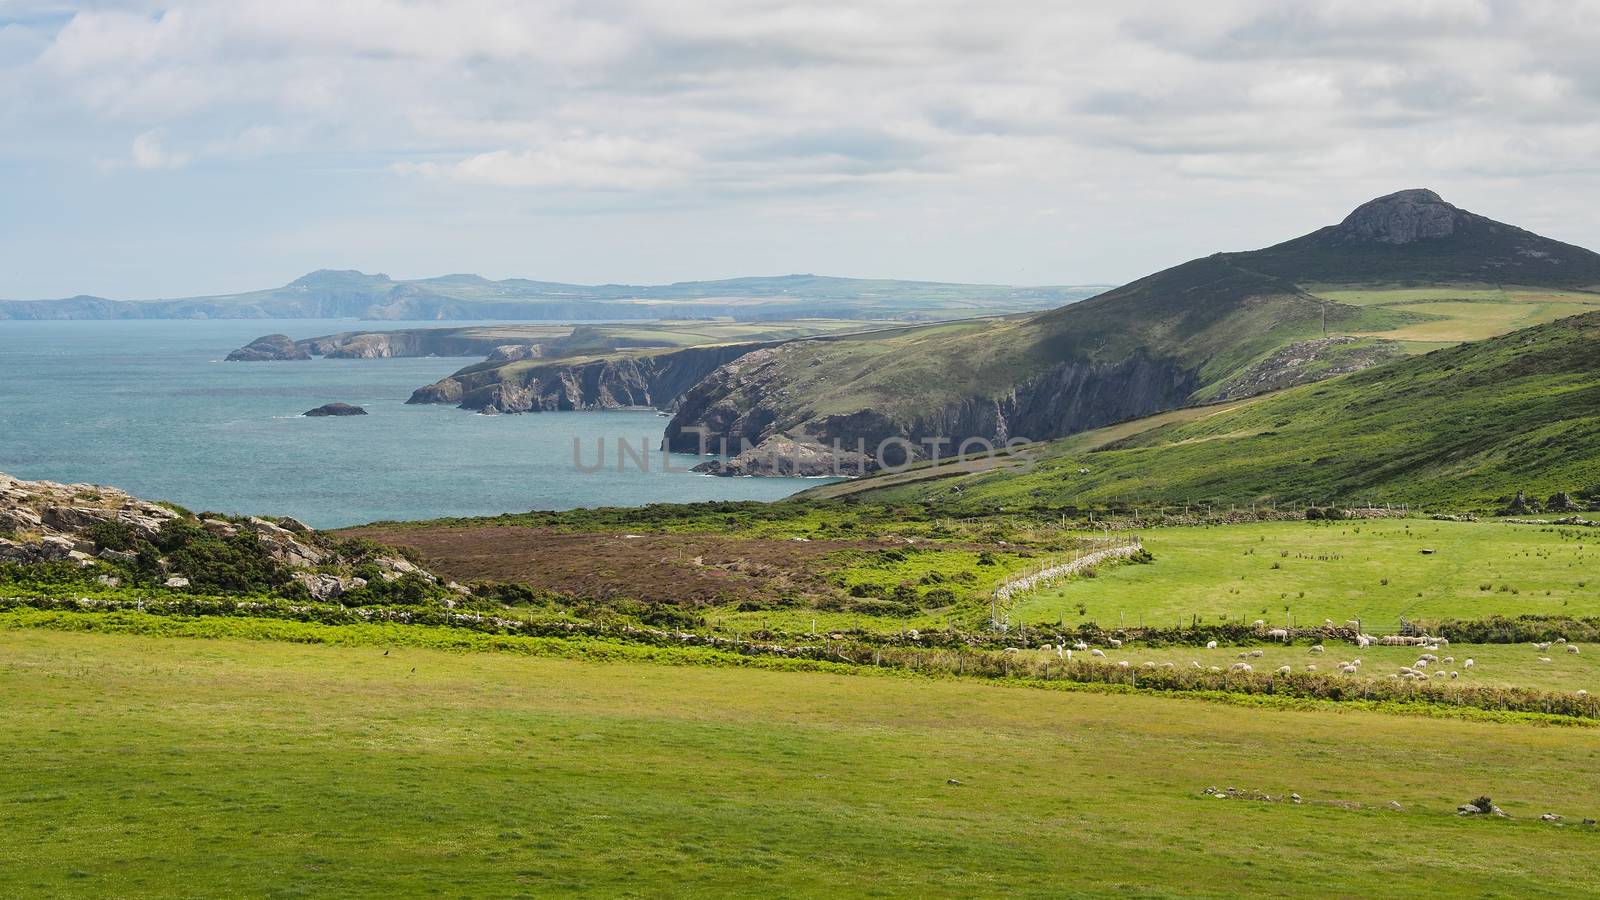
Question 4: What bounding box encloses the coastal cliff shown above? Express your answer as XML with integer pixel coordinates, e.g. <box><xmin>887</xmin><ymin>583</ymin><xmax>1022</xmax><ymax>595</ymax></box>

<box><xmin>407</xmin><ymin>342</ymin><xmax>772</xmax><ymax>414</ymax></box>
<box><xmin>667</xmin><ymin>344</ymin><xmax>1201</xmax><ymax>475</ymax></box>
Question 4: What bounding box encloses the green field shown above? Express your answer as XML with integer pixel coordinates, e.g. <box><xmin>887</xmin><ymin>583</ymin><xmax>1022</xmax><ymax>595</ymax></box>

<box><xmin>1009</xmin><ymin>520</ymin><xmax>1597</xmax><ymax>629</ymax></box>
<box><xmin>4</xmin><ymin>627</ymin><xmax>1600</xmax><ymax>897</ymax></box>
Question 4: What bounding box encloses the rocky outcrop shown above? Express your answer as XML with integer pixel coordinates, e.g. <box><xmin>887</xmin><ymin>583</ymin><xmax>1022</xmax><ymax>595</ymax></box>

<box><xmin>1331</xmin><ymin>189</ymin><xmax>1461</xmax><ymax>245</ymax></box>
<box><xmin>0</xmin><ymin>471</ymin><xmax>443</xmax><ymax>601</ymax></box>
<box><xmin>304</xmin><ymin>403</ymin><xmax>368</xmax><ymax>417</ymax></box>
<box><xmin>1203</xmin><ymin>337</ymin><xmax>1409</xmax><ymax>402</ymax></box>
<box><xmin>227</xmin><ymin>334</ymin><xmax>311</xmax><ymax>361</ymax></box>
<box><xmin>410</xmin><ymin>342</ymin><xmax>774</xmax><ymax>414</ymax></box>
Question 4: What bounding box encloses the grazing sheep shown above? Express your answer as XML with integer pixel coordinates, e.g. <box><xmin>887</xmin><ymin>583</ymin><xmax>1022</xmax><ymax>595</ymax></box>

<box><xmin>1118</xmin><ymin>660</ymin><xmax>1130</xmax><ymax>668</ymax></box>
<box><xmin>1161</xmin><ymin>662</ymin><xmax>1175</xmax><ymax>670</ymax></box>
<box><xmin>1142</xmin><ymin>661</ymin><xmax>1157</xmax><ymax>669</ymax></box>
<box><xmin>1306</xmin><ymin>664</ymin><xmax>1318</xmax><ymax>672</ymax></box>
<box><xmin>1568</xmin><ymin>645</ymin><xmax>1581</xmax><ymax>655</ymax></box>
<box><xmin>1443</xmin><ymin>656</ymin><xmax>1454</xmax><ymax>664</ymax></box>
<box><xmin>1464</xmin><ymin>658</ymin><xmax>1475</xmax><ymax>668</ymax></box>
<box><xmin>1109</xmin><ymin>638</ymin><xmax>1123</xmax><ymax>648</ymax></box>
<box><xmin>1339</xmin><ymin>665</ymin><xmax>1358</xmax><ymax>674</ymax></box>
<box><xmin>1252</xmin><ymin>619</ymin><xmax>1265</xmax><ymax>628</ymax></box>
<box><xmin>1449</xmin><ymin>671</ymin><xmax>1459</xmax><ymax>679</ymax></box>
<box><xmin>1065</xmin><ymin>649</ymin><xmax>1073</xmax><ymax>662</ymax></box>
<box><xmin>1231</xmin><ymin>662</ymin><xmax>1253</xmax><ymax>673</ymax></box>
<box><xmin>1073</xmin><ymin>641</ymin><xmax>1089</xmax><ymax>651</ymax></box>
<box><xmin>1357</xmin><ymin>635</ymin><xmax>1373</xmax><ymax>648</ymax></box>
<box><xmin>1191</xmin><ymin>661</ymin><xmax>1203</xmax><ymax>669</ymax></box>
<box><xmin>1276</xmin><ymin>665</ymin><xmax>1291</xmax><ymax>675</ymax></box>
<box><xmin>1091</xmin><ymin>648</ymin><xmax>1106</xmax><ymax>658</ymax></box>
<box><xmin>1208</xmin><ymin>666</ymin><xmax>1222</xmax><ymax>673</ymax></box>
<box><xmin>1539</xmin><ymin>657</ymin><xmax>1553</xmax><ymax>664</ymax></box>
<box><xmin>1267</xmin><ymin>628</ymin><xmax>1289</xmax><ymax>641</ymax></box>
<box><xmin>1579</xmin><ymin>690</ymin><xmax>1590</xmax><ymax>698</ymax></box>
<box><xmin>1250</xmin><ymin>649</ymin><xmax>1265</xmax><ymax>658</ymax></box>
<box><xmin>1414</xmin><ymin>659</ymin><xmax>1429</xmax><ymax>668</ymax></box>
<box><xmin>1352</xmin><ymin>658</ymin><xmax>1363</xmax><ymax>667</ymax></box>
<box><xmin>1205</xmin><ymin>640</ymin><xmax>1218</xmax><ymax>649</ymax></box>
<box><xmin>1535</xmin><ymin>642</ymin><xmax>1552</xmax><ymax>651</ymax></box>
<box><xmin>1440</xmin><ymin>638</ymin><xmax>1450</xmax><ymax>647</ymax></box>
<box><xmin>1310</xmin><ymin>645</ymin><xmax>1325</xmax><ymax>654</ymax></box>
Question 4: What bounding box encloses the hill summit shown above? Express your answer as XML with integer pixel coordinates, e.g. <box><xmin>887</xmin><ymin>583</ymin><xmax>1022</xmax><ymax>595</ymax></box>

<box><xmin>1330</xmin><ymin>188</ymin><xmax>1460</xmax><ymax>245</ymax></box>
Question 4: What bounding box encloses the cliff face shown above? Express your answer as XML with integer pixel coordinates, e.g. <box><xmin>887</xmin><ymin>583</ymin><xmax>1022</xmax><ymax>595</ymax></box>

<box><xmin>408</xmin><ymin>343</ymin><xmax>772</xmax><ymax>414</ymax></box>
<box><xmin>668</xmin><ymin>349</ymin><xmax>1199</xmax><ymax>475</ymax></box>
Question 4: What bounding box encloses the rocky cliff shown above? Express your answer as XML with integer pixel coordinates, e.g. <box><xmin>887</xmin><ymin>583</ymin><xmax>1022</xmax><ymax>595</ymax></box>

<box><xmin>669</xmin><ymin>345</ymin><xmax>1200</xmax><ymax>475</ymax></box>
<box><xmin>408</xmin><ymin>342</ymin><xmax>773</xmax><ymax>414</ymax></box>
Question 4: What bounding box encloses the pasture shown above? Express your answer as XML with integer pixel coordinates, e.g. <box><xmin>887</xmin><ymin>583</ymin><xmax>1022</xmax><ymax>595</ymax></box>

<box><xmin>1010</xmin><ymin>520</ymin><xmax>1598</xmax><ymax>630</ymax></box>
<box><xmin>2</xmin><ymin>627</ymin><xmax>1599</xmax><ymax>897</ymax></box>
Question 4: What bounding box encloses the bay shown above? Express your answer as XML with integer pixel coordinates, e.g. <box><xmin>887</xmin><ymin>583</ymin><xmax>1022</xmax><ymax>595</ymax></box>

<box><xmin>0</xmin><ymin>320</ymin><xmax>826</xmax><ymax>528</ymax></box>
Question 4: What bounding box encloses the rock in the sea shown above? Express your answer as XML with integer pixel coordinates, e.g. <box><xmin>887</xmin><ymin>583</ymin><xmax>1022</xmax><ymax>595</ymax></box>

<box><xmin>303</xmin><ymin>403</ymin><xmax>368</xmax><ymax>417</ymax></box>
<box><xmin>227</xmin><ymin>334</ymin><xmax>310</xmax><ymax>361</ymax></box>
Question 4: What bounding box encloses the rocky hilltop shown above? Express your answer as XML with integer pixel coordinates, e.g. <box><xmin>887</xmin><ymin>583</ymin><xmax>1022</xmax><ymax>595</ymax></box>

<box><xmin>0</xmin><ymin>472</ymin><xmax>454</xmax><ymax>602</ymax></box>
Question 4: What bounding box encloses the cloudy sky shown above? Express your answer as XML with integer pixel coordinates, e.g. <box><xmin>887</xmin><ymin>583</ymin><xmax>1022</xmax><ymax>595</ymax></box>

<box><xmin>2</xmin><ymin>0</ymin><xmax>1598</xmax><ymax>299</ymax></box>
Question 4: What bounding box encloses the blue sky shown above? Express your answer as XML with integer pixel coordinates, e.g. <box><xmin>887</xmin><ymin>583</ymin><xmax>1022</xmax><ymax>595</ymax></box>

<box><xmin>3</xmin><ymin>0</ymin><xmax>1599</xmax><ymax>299</ymax></box>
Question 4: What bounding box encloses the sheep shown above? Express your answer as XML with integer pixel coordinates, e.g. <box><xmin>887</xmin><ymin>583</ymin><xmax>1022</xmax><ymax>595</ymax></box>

<box><xmin>1309</xmin><ymin>644</ymin><xmax>1325</xmax><ymax>654</ymax></box>
<box><xmin>1449</xmin><ymin>671</ymin><xmax>1459</xmax><ymax>679</ymax></box>
<box><xmin>1091</xmin><ymin>648</ymin><xmax>1106</xmax><ymax>658</ymax></box>
<box><xmin>1579</xmin><ymin>690</ymin><xmax>1590</xmax><ymax>698</ymax></box>
<box><xmin>1205</xmin><ymin>640</ymin><xmax>1218</xmax><ymax>649</ymax></box>
<box><xmin>1109</xmin><ymin>638</ymin><xmax>1123</xmax><ymax>648</ymax></box>
<box><xmin>1439</xmin><ymin>638</ymin><xmax>1449</xmax><ymax>647</ymax></box>
<box><xmin>1065</xmin><ymin>649</ymin><xmax>1073</xmax><ymax>662</ymax></box>
<box><xmin>1191</xmin><ymin>661</ymin><xmax>1203</xmax><ymax>669</ymax></box>
<box><xmin>1208</xmin><ymin>666</ymin><xmax>1222</xmax><ymax>673</ymax></box>
<box><xmin>1351</xmin><ymin>658</ymin><xmax>1363</xmax><ymax>667</ymax></box>
<box><xmin>1161</xmin><ymin>662</ymin><xmax>1175</xmax><ymax>670</ymax></box>
<box><xmin>1443</xmin><ymin>656</ymin><xmax>1454</xmax><ymax>664</ymax></box>
<box><xmin>1464</xmin><ymin>658</ymin><xmax>1475</xmax><ymax>668</ymax></box>
<box><xmin>1231</xmin><ymin>662</ymin><xmax>1253</xmax><ymax>673</ymax></box>
<box><xmin>1568</xmin><ymin>645</ymin><xmax>1581</xmax><ymax>655</ymax></box>
<box><xmin>1539</xmin><ymin>657</ymin><xmax>1553</xmax><ymax>664</ymax></box>
<box><xmin>1073</xmin><ymin>640</ymin><xmax>1089</xmax><ymax>651</ymax></box>
<box><xmin>1535</xmin><ymin>641</ymin><xmax>1552</xmax><ymax>652</ymax></box>
<box><xmin>1276</xmin><ymin>665</ymin><xmax>1291</xmax><ymax>675</ymax></box>
<box><xmin>1249</xmin><ymin>649</ymin><xmax>1265</xmax><ymax>658</ymax></box>
<box><xmin>1339</xmin><ymin>665</ymin><xmax>1358</xmax><ymax>674</ymax></box>
<box><xmin>1306</xmin><ymin>664</ymin><xmax>1318</xmax><ymax>672</ymax></box>
<box><xmin>1118</xmin><ymin>660</ymin><xmax>1131</xmax><ymax>668</ymax></box>
<box><xmin>1252</xmin><ymin>619</ymin><xmax>1265</xmax><ymax>628</ymax></box>
<box><xmin>1357</xmin><ymin>635</ymin><xmax>1373</xmax><ymax>648</ymax></box>
<box><xmin>1414</xmin><ymin>659</ymin><xmax>1429</xmax><ymax>668</ymax></box>
<box><xmin>1267</xmin><ymin>628</ymin><xmax>1290</xmax><ymax>642</ymax></box>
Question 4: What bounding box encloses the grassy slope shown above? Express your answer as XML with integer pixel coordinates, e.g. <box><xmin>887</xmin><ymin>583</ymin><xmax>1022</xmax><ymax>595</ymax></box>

<box><xmin>840</xmin><ymin>310</ymin><xmax>1600</xmax><ymax>511</ymax></box>
<box><xmin>4</xmin><ymin>627</ymin><xmax>1600</xmax><ymax>897</ymax></box>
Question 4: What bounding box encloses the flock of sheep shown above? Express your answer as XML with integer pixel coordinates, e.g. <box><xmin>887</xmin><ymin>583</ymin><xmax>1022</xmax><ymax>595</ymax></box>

<box><xmin>1026</xmin><ymin>634</ymin><xmax>1587</xmax><ymax>692</ymax></box>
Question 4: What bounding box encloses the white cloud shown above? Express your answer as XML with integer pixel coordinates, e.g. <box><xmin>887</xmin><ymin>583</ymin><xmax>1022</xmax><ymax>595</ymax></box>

<box><xmin>3</xmin><ymin>1</ymin><xmax>1600</xmax><ymax>296</ymax></box>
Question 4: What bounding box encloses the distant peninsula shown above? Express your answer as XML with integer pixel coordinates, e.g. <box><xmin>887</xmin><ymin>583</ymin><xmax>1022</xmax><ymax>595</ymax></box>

<box><xmin>0</xmin><ymin>270</ymin><xmax>1111</xmax><ymax>322</ymax></box>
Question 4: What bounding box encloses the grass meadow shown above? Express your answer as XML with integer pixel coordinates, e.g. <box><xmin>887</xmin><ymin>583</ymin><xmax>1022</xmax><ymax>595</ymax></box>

<box><xmin>3</xmin><ymin>627</ymin><xmax>1600</xmax><ymax>897</ymax></box>
<box><xmin>1010</xmin><ymin>520</ymin><xmax>1597</xmax><ymax>630</ymax></box>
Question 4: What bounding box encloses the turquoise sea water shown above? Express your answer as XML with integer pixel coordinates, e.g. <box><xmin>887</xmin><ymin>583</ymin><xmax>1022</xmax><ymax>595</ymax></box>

<box><xmin>0</xmin><ymin>320</ymin><xmax>826</xmax><ymax>528</ymax></box>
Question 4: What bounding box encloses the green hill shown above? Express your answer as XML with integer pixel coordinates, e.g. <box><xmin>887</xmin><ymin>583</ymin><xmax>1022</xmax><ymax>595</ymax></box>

<box><xmin>813</xmin><ymin>310</ymin><xmax>1600</xmax><ymax>512</ymax></box>
<box><xmin>666</xmin><ymin>190</ymin><xmax>1600</xmax><ymax>474</ymax></box>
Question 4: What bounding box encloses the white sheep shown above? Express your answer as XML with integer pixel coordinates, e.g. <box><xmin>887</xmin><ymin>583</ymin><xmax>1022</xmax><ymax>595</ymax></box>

<box><xmin>1449</xmin><ymin>671</ymin><xmax>1459</xmax><ymax>679</ymax></box>
<box><xmin>1352</xmin><ymin>658</ymin><xmax>1363</xmax><ymax>666</ymax></box>
<box><xmin>1568</xmin><ymin>645</ymin><xmax>1581</xmax><ymax>655</ymax></box>
<box><xmin>1118</xmin><ymin>660</ymin><xmax>1130</xmax><ymax>668</ymax></box>
<box><xmin>1252</xmin><ymin>619</ymin><xmax>1265</xmax><ymax>628</ymax></box>
<box><xmin>1578</xmin><ymin>690</ymin><xmax>1589</xmax><ymax>698</ymax></box>
<box><xmin>1309</xmin><ymin>645</ymin><xmax>1325</xmax><ymax>654</ymax></box>
<box><xmin>1535</xmin><ymin>641</ymin><xmax>1552</xmax><ymax>651</ymax></box>
<box><xmin>1205</xmin><ymin>640</ymin><xmax>1218</xmax><ymax>649</ymax></box>
<box><xmin>1091</xmin><ymin>648</ymin><xmax>1106</xmax><ymax>658</ymax></box>
<box><xmin>1539</xmin><ymin>657</ymin><xmax>1553</xmax><ymax>664</ymax></box>
<box><xmin>1073</xmin><ymin>640</ymin><xmax>1089</xmax><ymax>651</ymax></box>
<box><xmin>1414</xmin><ymin>659</ymin><xmax>1429</xmax><ymax>668</ymax></box>
<box><xmin>1065</xmin><ymin>649</ymin><xmax>1073</xmax><ymax>662</ymax></box>
<box><xmin>1443</xmin><ymin>656</ymin><xmax>1454</xmax><ymax>664</ymax></box>
<box><xmin>1463</xmin><ymin>658</ymin><xmax>1475</xmax><ymax>668</ymax></box>
<box><xmin>1357</xmin><ymin>635</ymin><xmax>1373</xmax><ymax>648</ymax></box>
<box><xmin>1109</xmin><ymin>638</ymin><xmax>1123</xmax><ymax>648</ymax></box>
<box><xmin>1238</xmin><ymin>651</ymin><xmax>1250</xmax><ymax>659</ymax></box>
<box><xmin>1191</xmin><ymin>661</ymin><xmax>1202</xmax><ymax>669</ymax></box>
<box><xmin>1231</xmin><ymin>662</ymin><xmax>1253</xmax><ymax>672</ymax></box>
<box><xmin>1306</xmin><ymin>664</ymin><xmax>1318</xmax><ymax>672</ymax></box>
<box><xmin>1339</xmin><ymin>664</ymin><xmax>1358</xmax><ymax>674</ymax></box>
<box><xmin>1208</xmin><ymin>666</ymin><xmax>1222</xmax><ymax>673</ymax></box>
<box><xmin>1249</xmin><ymin>649</ymin><xmax>1265</xmax><ymax>658</ymax></box>
<box><xmin>1161</xmin><ymin>662</ymin><xmax>1174</xmax><ymax>669</ymax></box>
<box><xmin>1276</xmin><ymin>665</ymin><xmax>1291</xmax><ymax>675</ymax></box>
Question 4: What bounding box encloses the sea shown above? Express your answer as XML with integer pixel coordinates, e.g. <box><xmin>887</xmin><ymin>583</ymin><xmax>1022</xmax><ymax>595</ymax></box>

<box><xmin>0</xmin><ymin>320</ymin><xmax>828</xmax><ymax>528</ymax></box>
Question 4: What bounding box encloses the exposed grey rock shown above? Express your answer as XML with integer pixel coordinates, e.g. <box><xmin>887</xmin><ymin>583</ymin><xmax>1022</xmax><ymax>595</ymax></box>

<box><xmin>163</xmin><ymin>576</ymin><xmax>191</xmax><ymax>588</ymax></box>
<box><xmin>303</xmin><ymin>403</ymin><xmax>368</xmax><ymax>417</ymax></box>
<box><xmin>226</xmin><ymin>334</ymin><xmax>311</xmax><ymax>361</ymax></box>
<box><xmin>1331</xmin><ymin>189</ymin><xmax>1460</xmax><ymax>245</ymax></box>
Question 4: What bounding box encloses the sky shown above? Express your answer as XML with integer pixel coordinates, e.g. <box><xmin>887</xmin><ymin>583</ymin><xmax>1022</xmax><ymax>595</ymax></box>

<box><xmin>2</xmin><ymin>0</ymin><xmax>1599</xmax><ymax>300</ymax></box>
